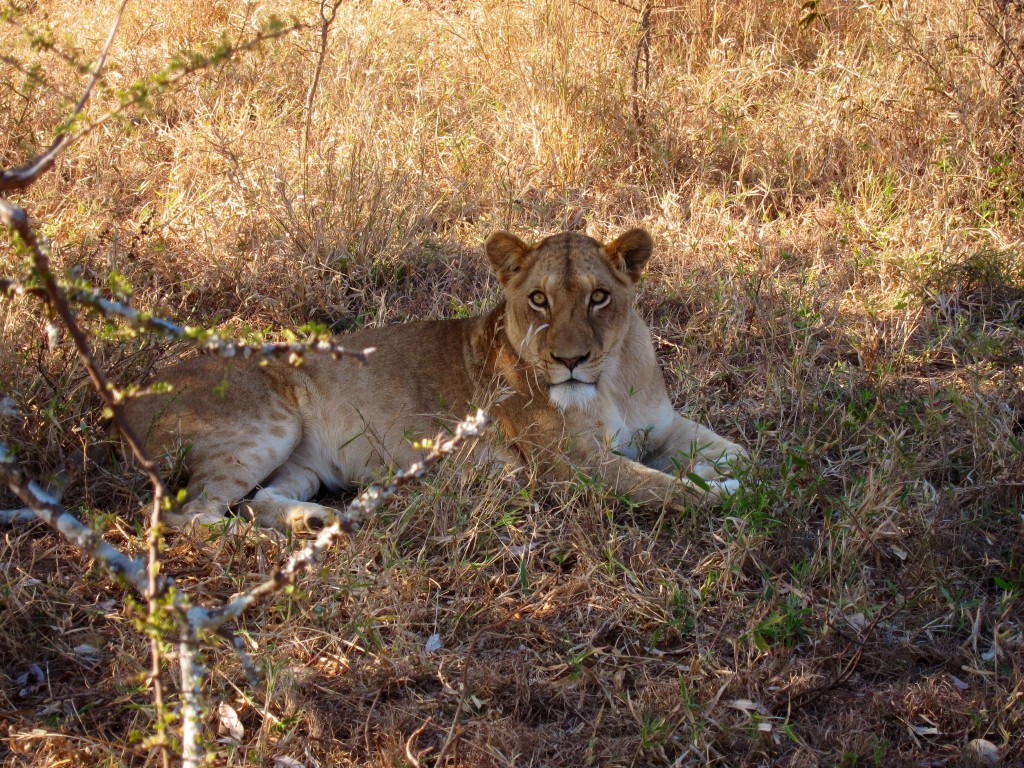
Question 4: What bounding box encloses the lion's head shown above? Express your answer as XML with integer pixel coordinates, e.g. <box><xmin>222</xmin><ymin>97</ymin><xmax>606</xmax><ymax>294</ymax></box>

<box><xmin>484</xmin><ymin>228</ymin><xmax>654</xmax><ymax>410</ymax></box>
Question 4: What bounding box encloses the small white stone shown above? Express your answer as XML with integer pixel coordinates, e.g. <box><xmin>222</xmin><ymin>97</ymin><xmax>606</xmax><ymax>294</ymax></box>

<box><xmin>424</xmin><ymin>633</ymin><xmax>443</xmax><ymax>654</ymax></box>
<box><xmin>965</xmin><ymin>738</ymin><xmax>1000</xmax><ymax>766</ymax></box>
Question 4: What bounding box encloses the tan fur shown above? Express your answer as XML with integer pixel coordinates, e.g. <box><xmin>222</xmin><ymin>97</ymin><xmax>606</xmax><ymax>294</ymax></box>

<box><xmin>124</xmin><ymin>229</ymin><xmax>747</xmax><ymax>533</ymax></box>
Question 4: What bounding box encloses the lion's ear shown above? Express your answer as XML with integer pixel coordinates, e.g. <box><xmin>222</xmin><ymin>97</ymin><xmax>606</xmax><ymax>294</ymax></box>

<box><xmin>605</xmin><ymin>228</ymin><xmax>653</xmax><ymax>283</ymax></box>
<box><xmin>485</xmin><ymin>232</ymin><xmax>531</xmax><ymax>283</ymax></box>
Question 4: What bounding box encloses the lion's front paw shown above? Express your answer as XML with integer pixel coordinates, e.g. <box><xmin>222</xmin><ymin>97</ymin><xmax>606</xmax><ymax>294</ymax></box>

<box><xmin>710</xmin><ymin>477</ymin><xmax>740</xmax><ymax>497</ymax></box>
<box><xmin>674</xmin><ymin>471</ymin><xmax>741</xmax><ymax>506</ymax></box>
<box><xmin>163</xmin><ymin>508</ymin><xmax>228</xmax><ymax>531</ymax></box>
<box><xmin>691</xmin><ymin>444</ymin><xmax>749</xmax><ymax>483</ymax></box>
<box><xmin>245</xmin><ymin>500</ymin><xmax>338</xmax><ymax>537</ymax></box>
<box><xmin>711</xmin><ymin>445</ymin><xmax>750</xmax><ymax>473</ymax></box>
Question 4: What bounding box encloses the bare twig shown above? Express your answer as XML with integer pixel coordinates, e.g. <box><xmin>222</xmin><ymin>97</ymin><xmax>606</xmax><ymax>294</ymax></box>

<box><xmin>403</xmin><ymin>717</ymin><xmax>432</xmax><ymax>768</ymax></box>
<box><xmin>434</xmin><ymin>595</ymin><xmax>532</xmax><ymax>766</ymax></box>
<box><xmin>146</xmin><ymin>483</ymin><xmax>171</xmax><ymax>767</ymax></box>
<box><xmin>632</xmin><ymin>2</ymin><xmax>653</xmax><ymax>127</ymax></box>
<box><xmin>979</xmin><ymin>0</ymin><xmax>1024</xmax><ymax>108</ymax></box>
<box><xmin>221</xmin><ymin>629</ymin><xmax>260</xmax><ymax>688</ymax></box>
<box><xmin>0</xmin><ymin>508</ymin><xmax>38</xmax><ymax>525</ymax></box>
<box><xmin>302</xmin><ymin>0</ymin><xmax>345</xmax><ymax>169</ymax></box>
<box><xmin>1</xmin><ymin>276</ymin><xmax>43</xmax><ymax>298</ymax></box>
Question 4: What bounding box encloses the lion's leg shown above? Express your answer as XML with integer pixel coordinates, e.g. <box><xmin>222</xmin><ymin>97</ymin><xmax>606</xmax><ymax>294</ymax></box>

<box><xmin>645</xmin><ymin>413</ymin><xmax>747</xmax><ymax>478</ymax></box>
<box><xmin>243</xmin><ymin>460</ymin><xmax>337</xmax><ymax>535</ymax></box>
<box><xmin>161</xmin><ymin>414</ymin><xmax>305</xmax><ymax>531</ymax></box>
<box><xmin>165</xmin><ymin>439</ymin><xmax>300</xmax><ymax>530</ymax></box>
<box><xmin>543</xmin><ymin>429</ymin><xmax>733</xmax><ymax>507</ymax></box>
<box><xmin>586</xmin><ymin>451</ymin><xmax>736</xmax><ymax>508</ymax></box>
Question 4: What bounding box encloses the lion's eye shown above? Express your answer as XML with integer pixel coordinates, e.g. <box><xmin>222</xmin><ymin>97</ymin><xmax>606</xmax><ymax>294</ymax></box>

<box><xmin>590</xmin><ymin>289</ymin><xmax>610</xmax><ymax>308</ymax></box>
<box><xmin>529</xmin><ymin>291</ymin><xmax>548</xmax><ymax>309</ymax></box>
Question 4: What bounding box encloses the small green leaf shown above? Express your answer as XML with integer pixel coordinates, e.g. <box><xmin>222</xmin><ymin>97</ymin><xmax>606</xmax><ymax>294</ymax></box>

<box><xmin>685</xmin><ymin>472</ymin><xmax>711</xmax><ymax>492</ymax></box>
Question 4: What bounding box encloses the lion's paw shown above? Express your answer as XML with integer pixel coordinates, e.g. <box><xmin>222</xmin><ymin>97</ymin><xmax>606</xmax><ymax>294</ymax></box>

<box><xmin>713</xmin><ymin>477</ymin><xmax>740</xmax><ymax>496</ymax></box>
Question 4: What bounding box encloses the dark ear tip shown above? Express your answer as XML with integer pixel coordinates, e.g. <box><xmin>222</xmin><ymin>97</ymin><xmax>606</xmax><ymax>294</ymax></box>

<box><xmin>606</xmin><ymin>227</ymin><xmax>654</xmax><ymax>280</ymax></box>
<box><xmin>622</xmin><ymin>228</ymin><xmax>653</xmax><ymax>247</ymax></box>
<box><xmin>607</xmin><ymin>227</ymin><xmax>654</xmax><ymax>254</ymax></box>
<box><xmin>485</xmin><ymin>231</ymin><xmax>530</xmax><ymax>280</ymax></box>
<box><xmin>485</xmin><ymin>231</ymin><xmax>525</xmax><ymax>251</ymax></box>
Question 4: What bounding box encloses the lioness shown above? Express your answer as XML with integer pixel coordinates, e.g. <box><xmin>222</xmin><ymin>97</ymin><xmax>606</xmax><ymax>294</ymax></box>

<box><xmin>125</xmin><ymin>229</ymin><xmax>747</xmax><ymax>533</ymax></box>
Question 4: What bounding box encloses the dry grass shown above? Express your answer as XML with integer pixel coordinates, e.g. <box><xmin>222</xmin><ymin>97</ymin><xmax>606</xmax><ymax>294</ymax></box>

<box><xmin>2</xmin><ymin>0</ymin><xmax>1023</xmax><ymax>765</ymax></box>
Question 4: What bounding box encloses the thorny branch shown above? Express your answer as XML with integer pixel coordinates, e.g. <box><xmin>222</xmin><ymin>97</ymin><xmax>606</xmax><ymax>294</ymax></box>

<box><xmin>2</xmin><ymin>91</ymin><xmax>360</xmax><ymax>768</ymax></box>
<box><xmin>0</xmin><ymin>6</ymin><xmax>379</xmax><ymax>764</ymax></box>
<box><xmin>65</xmin><ymin>283</ymin><xmax>374</xmax><ymax>363</ymax></box>
<box><xmin>0</xmin><ymin>198</ymin><xmax>173</xmax><ymax>503</ymax></box>
<box><xmin>178</xmin><ymin>625</ymin><xmax>204</xmax><ymax>768</ymax></box>
<box><xmin>1</xmin><ymin>194</ymin><xmax>180</xmax><ymax>764</ymax></box>
<box><xmin>0</xmin><ymin>410</ymin><xmax>487</xmax><ymax>628</ymax></box>
<box><xmin>2</xmin><ymin>215</ymin><xmax>370</xmax><ymax>368</ymax></box>
<box><xmin>0</xmin><ymin>17</ymin><xmax>303</xmax><ymax>194</ymax></box>
<box><xmin>0</xmin><ymin>409</ymin><xmax>486</xmax><ymax>761</ymax></box>
<box><xmin>192</xmin><ymin>409</ymin><xmax>489</xmax><ymax>634</ymax></box>
<box><xmin>0</xmin><ymin>0</ymin><xmax>129</xmax><ymax>194</ymax></box>
<box><xmin>300</xmin><ymin>0</ymin><xmax>346</xmax><ymax>234</ymax></box>
<box><xmin>0</xmin><ymin>507</ymin><xmax>37</xmax><ymax>525</ymax></box>
<box><xmin>0</xmin><ymin>449</ymin><xmax>155</xmax><ymax>594</ymax></box>
<box><xmin>0</xmin><ymin>4</ymin><xmax>181</xmax><ymax>741</ymax></box>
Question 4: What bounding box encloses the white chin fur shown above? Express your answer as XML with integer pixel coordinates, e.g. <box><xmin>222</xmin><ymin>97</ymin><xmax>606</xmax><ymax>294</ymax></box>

<box><xmin>549</xmin><ymin>382</ymin><xmax>597</xmax><ymax>410</ymax></box>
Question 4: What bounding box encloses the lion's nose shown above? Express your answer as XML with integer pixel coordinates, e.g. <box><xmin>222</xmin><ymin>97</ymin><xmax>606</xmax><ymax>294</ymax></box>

<box><xmin>552</xmin><ymin>352</ymin><xmax>590</xmax><ymax>371</ymax></box>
